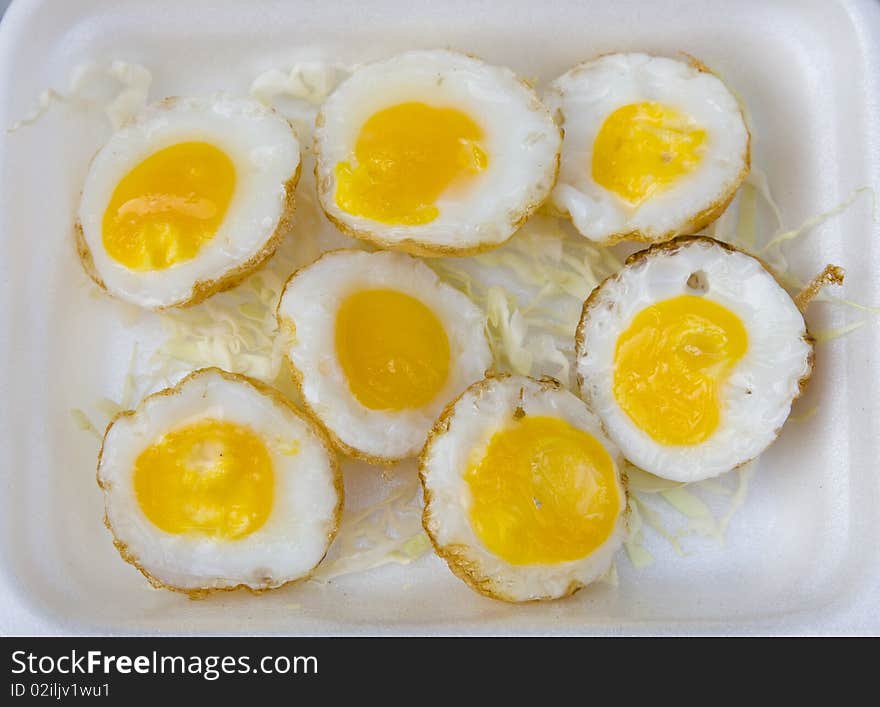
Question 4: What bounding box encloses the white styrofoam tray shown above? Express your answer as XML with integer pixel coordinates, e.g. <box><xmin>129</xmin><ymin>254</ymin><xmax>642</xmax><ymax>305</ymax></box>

<box><xmin>1</xmin><ymin>0</ymin><xmax>879</xmax><ymax>636</ymax></box>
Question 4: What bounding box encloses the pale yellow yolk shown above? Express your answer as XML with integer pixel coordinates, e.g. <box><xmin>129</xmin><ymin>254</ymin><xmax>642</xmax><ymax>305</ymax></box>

<box><xmin>335</xmin><ymin>288</ymin><xmax>451</xmax><ymax>411</ymax></box>
<box><xmin>102</xmin><ymin>142</ymin><xmax>236</xmax><ymax>270</ymax></box>
<box><xmin>465</xmin><ymin>415</ymin><xmax>620</xmax><ymax>565</ymax></box>
<box><xmin>592</xmin><ymin>101</ymin><xmax>706</xmax><ymax>205</ymax></box>
<box><xmin>613</xmin><ymin>294</ymin><xmax>748</xmax><ymax>446</ymax></box>
<box><xmin>133</xmin><ymin>419</ymin><xmax>273</xmax><ymax>539</ymax></box>
<box><xmin>333</xmin><ymin>102</ymin><xmax>488</xmax><ymax>225</ymax></box>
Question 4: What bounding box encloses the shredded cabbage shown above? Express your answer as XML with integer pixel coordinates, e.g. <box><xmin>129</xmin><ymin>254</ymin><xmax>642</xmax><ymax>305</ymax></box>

<box><xmin>734</xmin><ymin>180</ymin><xmax>758</xmax><ymax>249</ymax></box>
<box><xmin>8</xmin><ymin>60</ymin><xmax>151</xmax><ymax>132</ymax></box>
<box><xmin>759</xmin><ymin>187</ymin><xmax>874</xmax><ymax>256</ymax></box>
<box><xmin>631</xmin><ymin>496</ymin><xmax>686</xmax><ymax>556</ymax></box>
<box><xmin>717</xmin><ymin>464</ymin><xmax>755</xmax><ymax>540</ymax></box>
<box><xmin>625</xmin><ymin>463</ymin><xmax>684</xmax><ymax>494</ymax></box>
<box><xmin>96</xmin><ymin>397</ymin><xmax>123</xmax><ymax>418</ymax></box>
<box><xmin>70</xmin><ymin>409</ymin><xmax>102</xmax><ymax>440</ymax></box>
<box><xmin>598</xmin><ymin>562</ymin><xmax>620</xmax><ymax>587</ymax></box>
<box><xmin>623</xmin><ymin>500</ymin><xmax>655</xmax><ymax>568</ymax></box>
<box><xmin>812</xmin><ymin>321</ymin><xmax>866</xmax><ymax>344</ymax></box>
<box><xmin>310</xmin><ymin>473</ymin><xmax>429</xmax><ymax>582</ymax></box>
<box><xmin>154</xmin><ymin>276</ymin><xmax>291</xmax><ymax>384</ymax></box>
<box><xmin>622</xmin><ymin>462</ymin><xmax>756</xmax><ymax>565</ymax></box>
<box><xmin>820</xmin><ymin>295</ymin><xmax>880</xmax><ymax>314</ymax></box>
<box><xmin>250</xmin><ymin>62</ymin><xmax>349</xmax><ymax>142</ymax></box>
<box><xmin>251</xmin><ymin>62</ymin><xmax>340</xmax><ymax>107</ymax></box>
<box><xmin>659</xmin><ymin>487</ymin><xmax>718</xmax><ymax>538</ymax></box>
<box><xmin>789</xmin><ymin>405</ymin><xmax>818</xmax><ymax>424</ymax></box>
<box><xmin>430</xmin><ymin>215</ymin><xmax>621</xmax><ymax>387</ymax></box>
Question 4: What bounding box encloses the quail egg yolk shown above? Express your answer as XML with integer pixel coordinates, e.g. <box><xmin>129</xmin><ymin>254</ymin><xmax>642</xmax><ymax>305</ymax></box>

<box><xmin>102</xmin><ymin>142</ymin><xmax>236</xmax><ymax>271</ymax></box>
<box><xmin>335</xmin><ymin>288</ymin><xmax>451</xmax><ymax>411</ymax></box>
<box><xmin>334</xmin><ymin>102</ymin><xmax>488</xmax><ymax>225</ymax></box>
<box><xmin>133</xmin><ymin>419</ymin><xmax>273</xmax><ymax>539</ymax></box>
<box><xmin>614</xmin><ymin>294</ymin><xmax>748</xmax><ymax>446</ymax></box>
<box><xmin>592</xmin><ymin>102</ymin><xmax>706</xmax><ymax>205</ymax></box>
<box><xmin>465</xmin><ymin>415</ymin><xmax>620</xmax><ymax>565</ymax></box>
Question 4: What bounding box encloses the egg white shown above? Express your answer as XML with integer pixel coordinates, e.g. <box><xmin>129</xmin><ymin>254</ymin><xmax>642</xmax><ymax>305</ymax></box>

<box><xmin>97</xmin><ymin>368</ymin><xmax>341</xmax><ymax>593</ymax></box>
<box><xmin>545</xmin><ymin>53</ymin><xmax>749</xmax><ymax>245</ymax></box>
<box><xmin>78</xmin><ymin>94</ymin><xmax>302</xmax><ymax>309</ymax></box>
<box><xmin>576</xmin><ymin>237</ymin><xmax>813</xmax><ymax>482</ymax></box>
<box><xmin>277</xmin><ymin>249</ymin><xmax>492</xmax><ymax>463</ymax></box>
<box><xmin>420</xmin><ymin>375</ymin><xmax>627</xmax><ymax>602</ymax></box>
<box><xmin>314</xmin><ymin>50</ymin><xmax>561</xmax><ymax>255</ymax></box>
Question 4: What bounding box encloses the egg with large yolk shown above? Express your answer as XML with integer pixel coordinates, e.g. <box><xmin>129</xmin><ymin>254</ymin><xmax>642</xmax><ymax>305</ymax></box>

<box><xmin>97</xmin><ymin>368</ymin><xmax>341</xmax><ymax>593</ymax></box>
<box><xmin>314</xmin><ymin>49</ymin><xmax>561</xmax><ymax>256</ymax></box>
<box><xmin>276</xmin><ymin>249</ymin><xmax>492</xmax><ymax>462</ymax></box>
<box><xmin>78</xmin><ymin>95</ymin><xmax>301</xmax><ymax>309</ymax></box>
<box><xmin>576</xmin><ymin>236</ymin><xmax>813</xmax><ymax>482</ymax></box>
<box><xmin>544</xmin><ymin>53</ymin><xmax>749</xmax><ymax>246</ymax></box>
<box><xmin>420</xmin><ymin>374</ymin><xmax>627</xmax><ymax>602</ymax></box>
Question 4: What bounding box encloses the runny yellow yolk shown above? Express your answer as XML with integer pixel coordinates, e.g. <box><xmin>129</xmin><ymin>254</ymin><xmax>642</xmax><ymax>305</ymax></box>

<box><xmin>613</xmin><ymin>294</ymin><xmax>748</xmax><ymax>446</ymax></box>
<box><xmin>102</xmin><ymin>141</ymin><xmax>236</xmax><ymax>271</ymax></box>
<box><xmin>333</xmin><ymin>102</ymin><xmax>488</xmax><ymax>225</ymax></box>
<box><xmin>465</xmin><ymin>415</ymin><xmax>620</xmax><ymax>565</ymax></box>
<box><xmin>335</xmin><ymin>288</ymin><xmax>451</xmax><ymax>411</ymax></box>
<box><xmin>592</xmin><ymin>101</ymin><xmax>707</xmax><ymax>205</ymax></box>
<box><xmin>133</xmin><ymin>419</ymin><xmax>273</xmax><ymax>540</ymax></box>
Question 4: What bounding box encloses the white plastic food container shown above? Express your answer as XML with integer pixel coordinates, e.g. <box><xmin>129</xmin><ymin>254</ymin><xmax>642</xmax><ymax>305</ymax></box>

<box><xmin>1</xmin><ymin>0</ymin><xmax>879</xmax><ymax>635</ymax></box>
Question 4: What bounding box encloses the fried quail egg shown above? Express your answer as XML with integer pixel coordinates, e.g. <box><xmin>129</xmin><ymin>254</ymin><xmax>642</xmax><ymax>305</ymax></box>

<box><xmin>97</xmin><ymin>368</ymin><xmax>341</xmax><ymax>593</ymax></box>
<box><xmin>576</xmin><ymin>236</ymin><xmax>813</xmax><ymax>482</ymax></box>
<box><xmin>545</xmin><ymin>53</ymin><xmax>749</xmax><ymax>245</ymax></box>
<box><xmin>78</xmin><ymin>95</ymin><xmax>301</xmax><ymax>309</ymax></box>
<box><xmin>314</xmin><ymin>50</ymin><xmax>561</xmax><ymax>256</ymax></box>
<box><xmin>276</xmin><ymin>249</ymin><xmax>492</xmax><ymax>463</ymax></box>
<box><xmin>420</xmin><ymin>375</ymin><xmax>627</xmax><ymax>602</ymax></box>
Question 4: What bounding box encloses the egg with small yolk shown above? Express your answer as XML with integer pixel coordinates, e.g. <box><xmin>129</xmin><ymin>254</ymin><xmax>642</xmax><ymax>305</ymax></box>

<box><xmin>276</xmin><ymin>249</ymin><xmax>493</xmax><ymax>462</ymax></box>
<box><xmin>544</xmin><ymin>53</ymin><xmax>749</xmax><ymax>246</ymax></box>
<box><xmin>77</xmin><ymin>95</ymin><xmax>301</xmax><ymax>309</ymax></box>
<box><xmin>314</xmin><ymin>49</ymin><xmax>561</xmax><ymax>256</ymax></box>
<box><xmin>420</xmin><ymin>374</ymin><xmax>627</xmax><ymax>602</ymax></box>
<box><xmin>576</xmin><ymin>236</ymin><xmax>813</xmax><ymax>482</ymax></box>
<box><xmin>97</xmin><ymin>368</ymin><xmax>341</xmax><ymax>593</ymax></box>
